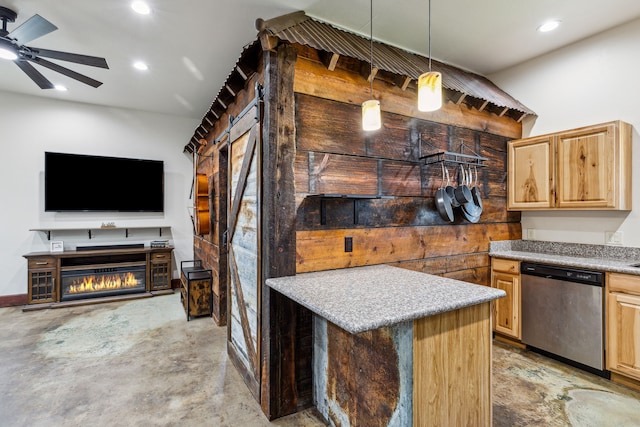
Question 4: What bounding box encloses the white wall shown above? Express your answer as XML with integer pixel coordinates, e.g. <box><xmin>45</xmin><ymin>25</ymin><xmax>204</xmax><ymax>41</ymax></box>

<box><xmin>0</xmin><ymin>90</ymin><xmax>197</xmax><ymax>297</ymax></box>
<box><xmin>490</xmin><ymin>17</ymin><xmax>640</xmax><ymax>248</ymax></box>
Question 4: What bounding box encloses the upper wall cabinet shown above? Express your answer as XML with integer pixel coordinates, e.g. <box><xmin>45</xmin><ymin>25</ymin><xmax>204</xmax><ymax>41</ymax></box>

<box><xmin>507</xmin><ymin>120</ymin><xmax>632</xmax><ymax>211</ymax></box>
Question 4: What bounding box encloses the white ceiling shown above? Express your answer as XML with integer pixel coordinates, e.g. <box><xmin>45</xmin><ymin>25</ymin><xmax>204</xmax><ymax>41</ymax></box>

<box><xmin>1</xmin><ymin>0</ymin><xmax>639</xmax><ymax>120</ymax></box>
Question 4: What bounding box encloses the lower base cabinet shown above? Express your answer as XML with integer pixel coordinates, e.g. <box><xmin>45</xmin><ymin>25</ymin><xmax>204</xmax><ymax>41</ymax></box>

<box><xmin>607</xmin><ymin>272</ymin><xmax>640</xmax><ymax>381</ymax></box>
<box><xmin>490</xmin><ymin>258</ymin><xmax>521</xmax><ymax>340</ymax></box>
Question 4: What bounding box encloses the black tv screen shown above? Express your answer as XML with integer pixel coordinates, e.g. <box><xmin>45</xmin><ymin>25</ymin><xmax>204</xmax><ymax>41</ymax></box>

<box><xmin>44</xmin><ymin>152</ymin><xmax>164</xmax><ymax>212</ymax></box>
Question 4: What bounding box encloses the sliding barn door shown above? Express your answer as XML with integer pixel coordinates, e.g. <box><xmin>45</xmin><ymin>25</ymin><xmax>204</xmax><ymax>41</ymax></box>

<box><xmin>227</xmin><ymin>108</ymin><xmax>261</xmax><ymax>398</ymax></box>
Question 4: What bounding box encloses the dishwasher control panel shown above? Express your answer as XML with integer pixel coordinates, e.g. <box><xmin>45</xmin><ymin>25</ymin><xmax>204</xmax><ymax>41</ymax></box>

<box><xmin>521</xmin><ymin>262</ymin><xmax>603</xmax><ymax>286</ymax></box>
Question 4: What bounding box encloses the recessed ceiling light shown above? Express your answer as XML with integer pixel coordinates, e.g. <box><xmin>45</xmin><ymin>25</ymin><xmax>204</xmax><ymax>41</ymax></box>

<box><xmin>131</xmin><ymin>1</ymin><xmax>151</xmax><ymax>15</ymax></box>
<box><xmin>133</xmin><ymin>61</ymin><xmax>149</xmax><ymax>71</ymax></box>
<box><xmin>54</xmin><ymin>84</ymin><xmax>67</xmax><ymax>91</ymax></box>
<box><xmin>538</xmin><ymin>20</ymin><xmax>561</xmax><ymax>33</ymax></box>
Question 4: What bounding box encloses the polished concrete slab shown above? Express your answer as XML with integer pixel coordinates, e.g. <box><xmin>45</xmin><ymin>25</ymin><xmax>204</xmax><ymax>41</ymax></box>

<box><xmin>1</xmin><ymin>292</ymin><xmax>639</xmax><ymax>426</ymax></box>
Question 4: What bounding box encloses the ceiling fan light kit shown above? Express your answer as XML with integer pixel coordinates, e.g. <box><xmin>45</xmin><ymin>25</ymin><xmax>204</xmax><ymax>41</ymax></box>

<box><xmin>0</xmin><ymin>6</ymin><xmax>109</xmax><ymax>89</ymax></box>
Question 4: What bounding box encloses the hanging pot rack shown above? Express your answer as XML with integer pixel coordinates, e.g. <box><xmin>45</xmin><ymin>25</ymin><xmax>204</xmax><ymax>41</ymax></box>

<box><xmin>419</xmin><ymin>136</ymin><xmax>488</xmax><ymax>167</ymax></box>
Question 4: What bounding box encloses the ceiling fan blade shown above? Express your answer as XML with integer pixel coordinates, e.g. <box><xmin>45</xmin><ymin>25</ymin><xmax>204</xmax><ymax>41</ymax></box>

<box><xmin>15</xmin><ymin>60</ymin><xmax>54</xmax><ymax>89</ymax></box>
<box><xmin>33</xmin><ymin>48</ymin><xmax>109</xmax><ymax>69</ymax></box>
<box><xmin>9</xmin><ymin>14</ymin><xmax>57</xmax><ymax>45</ymax></box>
<box><xmin>32</xmin><ymin>57</ymin><xmax>103</xmax><ymax>88</ymax></box>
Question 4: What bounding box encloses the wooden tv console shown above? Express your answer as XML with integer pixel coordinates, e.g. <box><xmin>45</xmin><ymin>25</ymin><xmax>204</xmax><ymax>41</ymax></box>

<box><xmin>23</xmin><ymin>246</ymin><xmax>173</xmax><ymax>307</ymax></box>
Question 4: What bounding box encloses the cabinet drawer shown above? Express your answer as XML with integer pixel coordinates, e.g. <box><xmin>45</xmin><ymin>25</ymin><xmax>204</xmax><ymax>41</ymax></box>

<box><xmin>492</xmin><ymin>258</ymin><xmax>520</xmax><ymax>274</ymax></box>
<box><xmin>28</xmin><ymin>257</ymin><xmax>56</xmax><ymax>269</ymax></box>
<box><xmin>608</xmin><ymin>272</ymin><xmax>640</xmax><ymax>296</ymax></box>
<box><xmin>151</xmin><ymin>252</ymin><xmax>170</xmax><ymax>261</ymax></box>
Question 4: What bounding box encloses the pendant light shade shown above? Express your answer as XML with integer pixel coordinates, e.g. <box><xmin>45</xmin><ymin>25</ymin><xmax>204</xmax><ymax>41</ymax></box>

<box><xmin>362</xmin><ymin>0</ymin><xmax>381</xmax><ymax>131</ymax></box>
<box><xmin>418</xmin><ymin>71</ymin><xmax>442</xmax><ymax>112</ymax></box>
<box><xmin>362</xmin><ymin>99</ymin><xmax>381</xmax><ymax>131</ymax></box>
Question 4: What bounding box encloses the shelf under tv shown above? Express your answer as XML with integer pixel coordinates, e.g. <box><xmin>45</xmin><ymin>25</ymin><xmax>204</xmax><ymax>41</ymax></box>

<box><xmin>30</xmin><ymin>225</ymin><xmax>171</xmax><ymax>240</ymax></box>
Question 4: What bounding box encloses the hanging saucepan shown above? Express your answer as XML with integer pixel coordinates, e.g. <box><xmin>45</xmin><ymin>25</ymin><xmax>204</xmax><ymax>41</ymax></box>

<box><xmin>471</xmin><ymin>166</ymin><xmax>483</xmax><ymax>210</ymax></box>
<box><xmin>435</xmin><ymin>163</ymin><xmax>454</xmax><ymax>223</ymax></box>
<box><xmin>444</xmin><ymin>167</ymin><xmax>459</xmax><ymax>208</ymax></box>
<box><xmin>454</xmin><ymin>165</ymin><xmax>472</xmax><ymax>205</ymax></box>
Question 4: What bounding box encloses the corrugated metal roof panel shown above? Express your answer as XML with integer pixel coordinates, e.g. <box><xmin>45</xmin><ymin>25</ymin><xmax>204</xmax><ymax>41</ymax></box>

<box><xmin>186</xmin><ymin>12</ymin><xmax>536</xmax><ymax>151</ymax></box>
<box><xmin>270</xmin><ymin>15</ymin><xmax>534</xmax><ymax>115</ymax></box>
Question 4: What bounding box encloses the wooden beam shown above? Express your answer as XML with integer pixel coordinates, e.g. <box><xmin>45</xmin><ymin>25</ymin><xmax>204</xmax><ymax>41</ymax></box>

<box><xmin>478</xmin><ymin>100</ymin><xmax>489</xmax><ymax>112</ymax></box>
<box><xmin>261</xmin><ymin>43</ymin><xmax>306</xmax><ymax>420</ymax></box>
<box><xmin>395</xmin><ymin>75</ymin><xmax>412</xmax><ymax>91</ymax></box>
<box><xmin>217</xmin><ymin>98</ymin><xmax>227</xmax><ymax>110</ymax></box>
<box><xmin>456</xmin><ymin>93</ymin><xmax>467</xmax><ymax>105</ymax></box>
<box><xmin>225</xmin><ymin>84</ymin><xmax>236</xmax><ymax>97</ymax></box>
<box><xmin>259</xmin><ymin>33</ymin><xmax>280</xmax><ymax>51</ymax></box>
<box><xmin>320</xmin><ymin>51</ymin><xmax>340</xmax><ymax>71</ymax></box>
<box><xmin>517</xmin><ymin>112</ymin><xmax>528</xmax><ymax>123</ymax></box>
<box><xmin>236</xmin><ymin>65</ymin><xmax>249</xmax><ymax>80</ymax></box>
<box><xmin>498</xmin><ymin>107</ymin><xmax>509</xmax><ymax>117</ymax></box>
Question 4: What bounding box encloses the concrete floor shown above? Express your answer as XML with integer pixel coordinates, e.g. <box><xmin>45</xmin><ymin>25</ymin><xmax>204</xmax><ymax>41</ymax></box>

<box><xmin>1</xmin><ymin>292</ymin><xmax>640</xmax><ymax>426</ymax></box>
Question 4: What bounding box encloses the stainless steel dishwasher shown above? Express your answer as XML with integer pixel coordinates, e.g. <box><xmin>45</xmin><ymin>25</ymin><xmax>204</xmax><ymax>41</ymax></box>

<box><xmin>520</xmin><ymin>262</ymin><xmax>608</xmax><ymax>377</ymax></box>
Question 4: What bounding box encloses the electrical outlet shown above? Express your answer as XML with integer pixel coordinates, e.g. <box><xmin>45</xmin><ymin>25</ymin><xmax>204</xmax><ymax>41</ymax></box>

<box><xmin>527</xmin><ymin>229</ymin><xmax>536</xmax><ymax>240</ymax></box>
<box><xmin>344</xmin><ymin>236</ymin><xmax>353</xmax><ymax>252</ymax></box>
<box><xmin>605</xmin><ymin>231</ymin><xmax>623</xmax><ymax>246</ymax></box>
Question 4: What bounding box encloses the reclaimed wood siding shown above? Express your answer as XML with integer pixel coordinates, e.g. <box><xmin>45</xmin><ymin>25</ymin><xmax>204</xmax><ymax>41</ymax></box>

<box><xmin>294</xmin><ymin>88</ymin><xmax>521</xmax><ymax>283</ymax></box>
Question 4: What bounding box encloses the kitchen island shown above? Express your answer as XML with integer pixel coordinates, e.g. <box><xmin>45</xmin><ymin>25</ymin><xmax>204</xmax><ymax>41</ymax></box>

<box><xmin>266</xmin><ymin>264</ymin><xmax>506</xmax><ymax>427</ymax></box>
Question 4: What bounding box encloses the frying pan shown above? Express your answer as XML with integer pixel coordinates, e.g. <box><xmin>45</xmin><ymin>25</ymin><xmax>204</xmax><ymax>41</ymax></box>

<box><xmin>444</xmin><ymin>167</ymin><xmax>459</xmax><ymax>208</ymax></box>
<box><xmin>454</xmin><ymin>165</ymin><xmax>472</xmax><ymax>205</ymax></box>
<box><xmin>462</xmin><ymin>167</ymin><xmax>481</xmax><ymax>223</ymax></box>
<box><xmin>435</xmin><ymin>163</ymin><xmax>454</xmax><ymax>222</ymax></box>
<box><xmin>471</xmin><ymin>167</ymin><xmax>483</xmax><ymax>210</ymax></box>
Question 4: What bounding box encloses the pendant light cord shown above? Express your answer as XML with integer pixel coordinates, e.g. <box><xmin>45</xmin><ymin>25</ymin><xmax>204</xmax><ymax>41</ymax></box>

<box><xmin>369</xmin><ymin>0</ymin><xmax>374</xmax><ymax>97</ymax></box>
<box><xmin>428</xmin><ymin>0</ymin><xmax>432</xmax><ymax>71</ymax></box>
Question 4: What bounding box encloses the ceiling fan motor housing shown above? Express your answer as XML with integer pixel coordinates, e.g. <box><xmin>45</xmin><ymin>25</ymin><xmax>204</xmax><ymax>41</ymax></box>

<box><xmin>0</xmin><ymin>6</ymin><xmax>18</xmax><ymax>37</ymax></box>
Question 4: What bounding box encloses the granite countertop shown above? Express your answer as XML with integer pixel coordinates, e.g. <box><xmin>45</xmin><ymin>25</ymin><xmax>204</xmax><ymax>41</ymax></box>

<box><xmin>265</xmin><ymin>264</ymin><xmax>505</xmax><ymax>334</ymax></box>
<box><xmin>490</xmin><ymin>240</ymin><xmax>640</xmax><ymax>275</ymax></box>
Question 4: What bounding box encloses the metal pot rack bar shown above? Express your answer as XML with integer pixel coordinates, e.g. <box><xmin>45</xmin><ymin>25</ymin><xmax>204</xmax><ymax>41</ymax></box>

<box><xmin>420</xmin><ymin>151</ymin><xmax>488</xmax><ymax>167</ymax></box>
<box><xmin>419</xmin><ymin>137</ymin><xmax>488</xmax><ymax>167</ymax></box>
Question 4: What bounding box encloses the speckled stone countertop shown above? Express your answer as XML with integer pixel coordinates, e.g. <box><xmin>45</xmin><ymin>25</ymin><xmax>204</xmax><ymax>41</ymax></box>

<box><xmin>490</xmin><ymin>240</ymin><xmax>640</xmax><ymax>275</ymax></box>
<box><xmin>265</xmin><ymin>265</ymin><xmax>505</xmax><ymax>334</ymax></box>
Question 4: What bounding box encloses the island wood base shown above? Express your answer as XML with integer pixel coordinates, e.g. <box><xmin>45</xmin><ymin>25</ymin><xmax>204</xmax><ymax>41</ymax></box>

<box><xmin>414</xmin><ymin>301</ymin><xmax>492</xmax><ymax>426</ymax></box>
<box><xmin>313</xmin><ymin>301</ymin><xmax>493</xmax><ymax>426</ymax></box>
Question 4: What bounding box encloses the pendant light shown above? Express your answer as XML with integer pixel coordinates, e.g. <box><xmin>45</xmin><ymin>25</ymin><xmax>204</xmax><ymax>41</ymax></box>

<box><xmin>362</xmin><ymin>0</ymin><xmax>381</xmax><ymax>131</ymax></box>
<box><xmin>418</xmin><ymin>0</ymin><xmax>442</xmax><ymax>112</ymax></box>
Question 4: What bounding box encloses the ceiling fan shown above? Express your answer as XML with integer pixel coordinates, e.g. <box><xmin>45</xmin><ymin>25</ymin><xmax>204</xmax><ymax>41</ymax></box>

<box><xmin>0</xmin><ymin>6</ymin><xmax>108</xmax><ymax>89</ymax></box>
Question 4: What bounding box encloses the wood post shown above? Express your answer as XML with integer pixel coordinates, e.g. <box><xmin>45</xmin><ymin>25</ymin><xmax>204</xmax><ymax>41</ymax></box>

<box><xmin>260</xmin><ymin>43</ymin><xmax>310</xmax><ymax>419</ymax></box>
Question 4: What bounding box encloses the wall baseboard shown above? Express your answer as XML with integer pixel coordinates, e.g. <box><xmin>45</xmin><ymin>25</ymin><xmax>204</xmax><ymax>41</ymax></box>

<box><xmin>0</xmin><ymin>294</ymin><xmax>28</xmax><ymax>308</ymax></box>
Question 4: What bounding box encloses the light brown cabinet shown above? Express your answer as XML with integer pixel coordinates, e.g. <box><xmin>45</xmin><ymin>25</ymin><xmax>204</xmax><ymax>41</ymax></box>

<box><xmin>490</xmin><ymin>258</ymin><xmax>521</xmax><ymax>339</ymax></box>
<box><xmin>607</xmin><ymin>272</ymin><xmax>640</xmax><ymax>381</ymax></box>
<box><xmin>508</xmin><ymin>120</ymin><xmax>632</xmax><ymax>211</ymax></box>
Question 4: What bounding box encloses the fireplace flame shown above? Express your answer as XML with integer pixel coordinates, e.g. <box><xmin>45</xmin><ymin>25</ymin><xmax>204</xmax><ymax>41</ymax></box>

<box><xmin>68</xmin><ymin>272</ymin><xmax>140</xmax><ymax>294</ymax></box>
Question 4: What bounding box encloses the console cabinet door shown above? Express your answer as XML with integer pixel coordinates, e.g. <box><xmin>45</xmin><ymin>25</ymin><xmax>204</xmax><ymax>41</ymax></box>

<box><xmin>27</xmin><ymin>257</ymin><xmax>57</xmax><ymax>303</ymax></box>
<box><xmin>507</xmin><ymin>135</ymin><xmax>555</xmax><ymax>210</ymax></box>
<box><xmin>150</xmin><ymin>251</ymin><xmax>172</xmax><ymax>290</ymax></box>
<box><xmin>607</xmin><ymin>291</ymin><xmax>640</xmax><ymax>380</ymax></box>
<box><xmin>491</xmin><ymin>270</ymin><xmax>520</xmax><ymax>339</ymax></box>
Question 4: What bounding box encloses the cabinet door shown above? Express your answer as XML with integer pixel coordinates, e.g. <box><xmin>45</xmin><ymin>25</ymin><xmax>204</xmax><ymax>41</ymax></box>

<box><xmin>491</xmin><ymin>271</ymin><xmax>520</xmax><ymax>339</ymax></box>
<box><xmin>27</xmin><ymin>257</ymin><xmax>57</xmax><ymax>303</ymax></box>
<box><xmin>507</xmin><ymin>135</ymin><xmax>555</xmax><ymax>210</ymax></box>
<box><xmin>149</xmin><ymin>251</ymin><xmax>172</xmax><ymax>290</ymax></box>
<box><xmin>607</xmin><ymin>292</ymin><xmax>640</xmax><ymax>379</ymax></box>
<box><xmin>556</xmin><ymin>123</ymin><xmax>617</xmax><ymax>208</ymax></box>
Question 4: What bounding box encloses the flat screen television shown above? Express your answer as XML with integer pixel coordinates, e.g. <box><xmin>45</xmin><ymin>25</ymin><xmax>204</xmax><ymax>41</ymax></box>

<box><xmin>44</xmin><ymin>152</ymin><xmax>164</xmax><ymax>212</ymax></box>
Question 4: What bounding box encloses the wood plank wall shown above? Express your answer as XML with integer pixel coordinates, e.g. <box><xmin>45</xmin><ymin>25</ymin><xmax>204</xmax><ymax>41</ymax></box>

<box><xmin>292</xmin><ymin>51</ymin><xmax>522</xmax><ymax>285</ymax></box>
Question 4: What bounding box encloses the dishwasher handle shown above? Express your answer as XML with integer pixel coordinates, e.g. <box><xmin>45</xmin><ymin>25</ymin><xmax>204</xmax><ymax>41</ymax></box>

<box><xmin>521</xmin><ymin>262</ymin><xmax>603</xmax><ymax>286</ymax></box>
